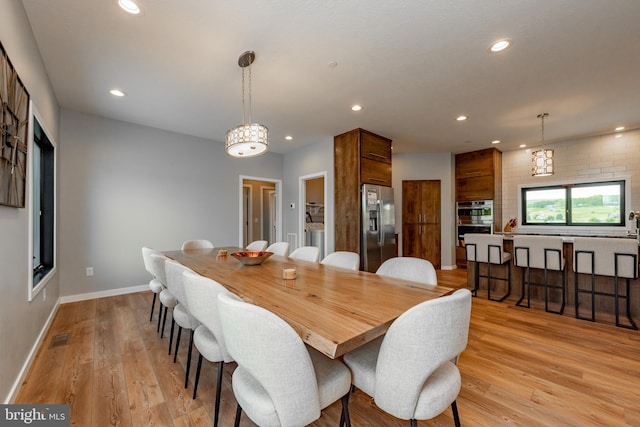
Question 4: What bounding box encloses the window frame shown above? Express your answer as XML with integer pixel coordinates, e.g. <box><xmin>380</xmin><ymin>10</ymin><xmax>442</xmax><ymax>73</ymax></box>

<box><xmin>28</xmin><ymin>104</ymin><xmax>57</xmax><ymax>301</ymax></box>
<box><xmin>520</xmin><ymin>179</ymin><xmax>627</xmax><ymax>228</ymax></box>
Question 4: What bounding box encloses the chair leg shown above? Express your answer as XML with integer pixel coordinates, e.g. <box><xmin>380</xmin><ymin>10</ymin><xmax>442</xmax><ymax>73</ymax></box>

<box><xmin>340</xmin><ymin>391</ymin><xmax>351</xmax><ymax>427</ymax></box>
<box><xmin>452</xmin><ymin>400</ymin><xmax>461</xmax><ymax>427</ymax></box>
<box><xmin>161</xmin><ymin>306</ymin><xmax>169</xmax><ymax>338</ymax></box>
<box><xmin>174</xmin><ymin>326</ymin><xmax>182</xmax><ymax>363</ymax></box>
<box><xmin>149</xmin><ymin>293</ymin><xmax>157</xmax><ymax>321</ymax></box>
<box><xmin>214</xmin><ymin>362</ymin><xmax>224</xmax><ymax>427</ymax></box>
<box><xmin>410</xmin><ymin>419</ymin><xmax>417</xmax><ymax>427</ymax></box>
<box><xmin>193</xmin><ymin>354</ymin><xmax>203</xmax><ymax>400</ymax></box>
<box><xmin>168</xmin><ymin>317</ymin><xmax>176</xmax><ymax>354</ymax></box>
<box><xmin>156</xmin><ymin>302</ymin><xmax>163</xmax><ymax>333</ymax></box>
<box><xmin>185</xmin><ymin>329</ymin><xmax>195</xmax><ymax>388</ymax></box>
<box><xmin>234</xmin><ymin>404</ymin><xmax>242</xmax><ymax>427</ymax></box>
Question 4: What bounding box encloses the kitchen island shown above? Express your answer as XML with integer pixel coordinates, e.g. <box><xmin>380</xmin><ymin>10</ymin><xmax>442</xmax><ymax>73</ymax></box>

<box><xmin>465</xmin><ymin>233</ymin><xmax>639</xmax><ymax>328</ymax></box>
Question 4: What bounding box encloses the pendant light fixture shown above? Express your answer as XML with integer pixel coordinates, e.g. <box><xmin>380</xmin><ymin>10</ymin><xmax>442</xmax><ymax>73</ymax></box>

<box><xmin>225</xmin><ymin>51</ymin><xmax>269</xmax><ymax>158</ymax></box>
<box><xmin>531</xmin><ymin>112</ymin><xmax>553</xmax><ymax>176</ymax></box>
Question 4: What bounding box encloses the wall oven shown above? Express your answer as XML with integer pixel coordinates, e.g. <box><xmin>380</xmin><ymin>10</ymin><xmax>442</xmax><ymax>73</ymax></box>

<box><xmin>457</xmin><ymin>200</ymin><xmax>493</xmax><ymax>245</ymax></box>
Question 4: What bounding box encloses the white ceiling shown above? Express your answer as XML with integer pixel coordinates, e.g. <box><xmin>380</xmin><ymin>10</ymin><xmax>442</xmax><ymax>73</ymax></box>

<box><xmin>20</xmin><ymin>0</ymin><xmax>640</xmax><ymax>155</ymax></box>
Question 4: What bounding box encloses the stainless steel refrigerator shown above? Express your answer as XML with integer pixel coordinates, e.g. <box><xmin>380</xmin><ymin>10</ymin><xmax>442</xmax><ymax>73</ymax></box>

<box><xmin>361</xmin><ymin>184</ymin><xmax>396</xmax><ymax>272</ymax></box>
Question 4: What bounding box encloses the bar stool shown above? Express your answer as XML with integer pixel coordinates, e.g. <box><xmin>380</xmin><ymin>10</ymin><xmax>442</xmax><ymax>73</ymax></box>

<box><xmin>513</xmin><ymin>235</ymin><xmax>565</xmax><ymax>314</ymax></box>
<box><xmin>573</xmin><ymin>237</ymin><xmax>638</xmax><ymax>330</ymax></box>
<box><xmin>464</xmin><ymin>233</ymin><xmax>511</xmax><ymax>302</ymax></box>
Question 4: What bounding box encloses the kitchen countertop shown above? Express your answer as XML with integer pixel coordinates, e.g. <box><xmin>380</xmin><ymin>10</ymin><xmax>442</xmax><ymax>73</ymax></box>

<box><xmin>495</xmin><ymin>231</ymin><xmax>638</xmax><ymax>242</ymax></box>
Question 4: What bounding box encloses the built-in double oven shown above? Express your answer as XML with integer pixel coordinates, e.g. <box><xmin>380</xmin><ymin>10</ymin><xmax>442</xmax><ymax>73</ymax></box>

<box><xmin>456</xmin><ymin>200</ymin><xmax>494</xmax><ymax>246</ymax></box>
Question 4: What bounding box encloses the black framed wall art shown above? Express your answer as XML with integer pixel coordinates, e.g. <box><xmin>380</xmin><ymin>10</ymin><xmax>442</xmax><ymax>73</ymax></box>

<box><xmin>1</xmin><ymin>40</ymin><xmax>30</xmax><ymax>208</ymax></box>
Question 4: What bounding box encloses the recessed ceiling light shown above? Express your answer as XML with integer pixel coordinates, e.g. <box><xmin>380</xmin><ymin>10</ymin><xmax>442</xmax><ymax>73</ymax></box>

<box><xmin>118</xmin><ymin>0</ymin><xmax>140</xmax><ymax>15</ymax></box>
<box><xmin>489</xmin><ymin>39</ymin><xmax>511</xmax><ymax>53</ymax></box>
<box><xmin>352</xmin><ymin>105</ymin><xmax>362</xmax><ymax>111</ymax></box>
<box><xmin>110</xmin><ymin>89</ymin><xmax>126</xmax><ymax>97</ymax></box>
<box><xmin>285</xmin><ymin>136</ymin><xmax>293</xmax><ymax>141</ymax></box>
<box><xmin>491</xmin><ymin>140</ymin><xmax>500</xmax><ymax>144</ymax></box>
<box><xmin>520</xmin><ymin>144</ymin><xmax>527</xmax><ymax>148</ymax></box>
<box><xmin>456</xmin><ymin>115</ymin><xmax>467</xmax><ymax>121</ymax></box>
<box><xmin>615</xmin><ymin>126</ymin><xmax>625</xmax><ymax>131</ymax></box>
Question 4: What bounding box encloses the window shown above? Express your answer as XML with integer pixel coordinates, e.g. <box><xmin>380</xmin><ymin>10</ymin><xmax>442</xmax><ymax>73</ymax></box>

<box><xmin>522</xmin><ymin>180</ymin><xmax>625</xmax><ymax>226</ymax></box>
<box><xmin>29</xmin><ymin>113</ymin><xmax>56</xmax><ymax>300</ymax></box>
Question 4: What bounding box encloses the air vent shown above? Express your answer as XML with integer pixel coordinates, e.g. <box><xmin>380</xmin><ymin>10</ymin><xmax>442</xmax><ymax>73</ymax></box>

<box><xmin>49</xmin><ymin>333</ymin><xmax>71</xmax><ymax>348</ymax></box>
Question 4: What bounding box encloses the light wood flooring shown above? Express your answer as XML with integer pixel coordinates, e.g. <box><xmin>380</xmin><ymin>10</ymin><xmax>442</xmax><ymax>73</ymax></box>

<box><xmin>15</xmin><ymin>269</ymin><xmax>640</xmax><ymax>426</ymax></box>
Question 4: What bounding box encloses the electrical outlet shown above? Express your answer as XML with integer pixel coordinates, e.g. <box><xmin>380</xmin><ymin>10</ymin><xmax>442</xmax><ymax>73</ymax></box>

<box><xmin>86</xmin><ymin>267</ymin><xmax>94</xmax><ymax>276</ymax></box>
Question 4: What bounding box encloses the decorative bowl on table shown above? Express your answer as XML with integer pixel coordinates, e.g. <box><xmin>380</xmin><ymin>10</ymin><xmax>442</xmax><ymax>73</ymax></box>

<box><xmin>231</xmin><ymin>251</ymin><xmax>273</xmax><ymax>266</ymax></box>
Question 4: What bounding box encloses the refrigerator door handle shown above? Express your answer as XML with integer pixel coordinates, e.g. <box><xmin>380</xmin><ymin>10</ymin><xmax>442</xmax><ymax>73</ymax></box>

<box><xmin>376</xmin><ymin>199</ymin><xmax>384</xmax><ymax>246</ymax></box>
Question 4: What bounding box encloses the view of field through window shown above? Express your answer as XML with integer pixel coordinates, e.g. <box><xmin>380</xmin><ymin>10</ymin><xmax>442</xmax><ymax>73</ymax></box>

<box><xmin>523</xmin><ymin>181</ymin><xmax>624</xmax><ymax>225</ymax></box>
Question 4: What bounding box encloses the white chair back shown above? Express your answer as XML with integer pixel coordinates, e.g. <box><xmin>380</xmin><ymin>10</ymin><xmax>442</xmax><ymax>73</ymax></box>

<box><xmin>376</xmin><ymin>257</ymin><xmax>437</xmax><ymax>286</ymax></box>
<box><xmin>266</xmin><ymin>241</ymin><xmax>290</xmax><ymax>257</ymax></box>
<box><xmin>142</xmin><ymin>246</ymin><xmax>160</xmax><ymax>275</ymax></box>
<box><xmin>289</xmin><ymin>246</ymin><xmax>320</xmax><ymax>262</ymax></box>
<box><xmin>217</xmin><ymin>292</ymin><xmax>321</xmax><ymax>426</ymax></box>
<box><xmin>164</xmin><ymin>259</ymin><xmax>194</xmax><ymax>309</ymax></box>
<box><xmin>573</xmin><ymin>237</ymin><xmax>638</xmax><ymax>278</ymax></box>
<box><xmin>464</xmin><ymin>233</ymin><xmax>511</xmax><ymax>264</ymax></box>
<box><xmin>513</xmin><ymin>235</ymin><xmax>564</xmax><ymax>270</ymax></box>
<box><xmin>182</xmin><ymin>270</ymin><xmax>237</xmax><ymax>363</ymax></box>
<box><xmin>374</xmin><ymin>289</ymin><xmax>472</xmax><ymax>419</ymax></box>
<box><xmin>246</xmin><ymin>240</ymin><xmax>268</xmax><ymax>251</ymax></box>
<box><xmin>181</xmin><ymin>239</ymin><xmax>214</xmax><ymax>250</ymax></box>
<box><xmin>321</xmin><ymin>251</ymin><xmax>360</xmax><ymax>270</ymax></box>
<box><xmin>149</xmin><ymin>253</ymin><xmax>169</xmax><ymax>286</ymax></box>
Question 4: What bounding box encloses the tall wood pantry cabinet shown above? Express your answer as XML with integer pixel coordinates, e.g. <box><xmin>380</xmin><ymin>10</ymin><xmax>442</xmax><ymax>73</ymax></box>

<box><xmin>334</xmin><ymin>128</ymin><xmax>393</xmax><ymax>256</ymax></box>
<box><xmin>402</xmin><ymin>180</ymin><xmax>441</xmax><ymax>269</ymax></box>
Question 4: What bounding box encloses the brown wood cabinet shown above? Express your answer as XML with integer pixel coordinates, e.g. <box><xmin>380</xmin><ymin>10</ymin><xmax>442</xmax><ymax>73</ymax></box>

<box><xmin>334</xmin><ymin>129</ymin><xmax>392</xmax><ymax>255</ymax></box>
<box><xmin>402</xmin><ymin>180</ymin><xmax>441</xmax><ymax>269</ymax></box>
<box><xmin>455</xmin><ymin>147</ymin><xmax>502</xmax><ymax>268</ymax></box>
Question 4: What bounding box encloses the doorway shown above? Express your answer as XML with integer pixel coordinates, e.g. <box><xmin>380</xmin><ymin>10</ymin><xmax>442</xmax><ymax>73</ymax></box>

<box><xmin>299</xmin><ymin>172</ymin><xmax>328</xmax><ymax>260</ymax></box>
<box><xmin>239</xmin><ymin>176</ymin><xmax>282</xmax><ymax>247</ymax></box>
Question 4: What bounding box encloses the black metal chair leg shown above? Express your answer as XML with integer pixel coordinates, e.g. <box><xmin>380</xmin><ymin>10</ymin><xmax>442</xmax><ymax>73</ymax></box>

<box><xmin>214</xmin><ymin>362</ymin><xmax>224</xmax><ymax>427</ymax></box>
<box><xmin>234</xmin><ymin>404</ymin><xmax>242</xmax><ymax>427</ymax></box>
<box><xmin>149</xmin><ymin>293</ymin><xmax>157</xmax><ymax>321</ymax></box>
<box><xmin>185</xmin><ymin>329</ymin><xmax>194</xmax><ymax>388</ymax></box>
<box><xmin>452</xmin><ymin>400</ymin><xmax>461</xmax><ymax>427</ymax></box>
<box><xmin>168</xmin><ymin>317</ymin><xmax>176</xmax><ymax>354</ymax></box>
<box><xmin>174</xmin><ymin>326</ymin><xmax>182</xmax><ymax>363</ymax></box>
<box><xmin>161</xmin><ymin>306</ymin><xmax>168</xmax><ymax>338</ymax></box>
<box><xmin>156</xmin><ymin>302</ymin><xmax>163</xmax><ymax>333</ymax></box>
<box><xmin>340</xmin><ymin>391</ymin><xmax>351</xmax><ymax>427</ymax></box>
<box><xmin>410</xmin><ymin>419</ymin><xmax>417</xmax><ymax>427</ymax></box>
<box><xmin>193</xmin><ymin>354</ymin><xmax>203</xmax><ymax>399</ymax></box>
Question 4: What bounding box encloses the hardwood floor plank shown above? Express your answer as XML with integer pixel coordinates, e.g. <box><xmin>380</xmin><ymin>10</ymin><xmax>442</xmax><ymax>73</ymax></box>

<box><xmin>14</xmin><ymin>269</ymin><xmax>640</xmax><ymax>427</ymax></box>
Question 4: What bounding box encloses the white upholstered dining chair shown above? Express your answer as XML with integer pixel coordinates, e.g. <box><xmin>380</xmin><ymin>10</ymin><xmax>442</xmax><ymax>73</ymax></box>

<box><xmin>183</xmin><ymin>270</ymin><xmax>239</xmax><ymax>426</ymax></box>
<box><xmin>217</xmin><ymin>292</ymin><xmax>352</xmax><ymax>427</ymax></box>
<box><xmin>321</xmin><ymin>251</ymin><xmax>360</xmax><ymax>270</ymax></box>
<box><xmin>266</xmin><ymin>241</ymin><xmax>290</xmax><ymax>257</ymax></box>
<box><xmin>289</xmin><ymin>245</ymin><xmax>321</xmax><ymax>263</ymax></box>
<box><xmin>343</xmin><ymin>288</ymin><xmax>472</xmax><ymax>427</ymax></box>
<box><xmin>181</xmin><ymin>239</ymin><xmax>214</xmax><ymax>250</ymax></box>
<box><xmin>246</xmin><ymin>240</ymin><xmax>268</xmax><ymax>251</ymax></box>
<box><xmin>164</xmin><ymin>258</ymin><xmax>201</xmax><ymax>389</ymax></box>
<box><xmin>142</xmin><ymin>246</ymin><xmax>165</xmax><ymax>325</ymax></box>
<box><xmin>376</xmin><ymin>256</ymin><xmax>438</xmax><ymax>287</ymax></box>
<box><xmin>150</xmin><ymin>253</ymin><xmax>176</xmax><ymax>338</ymax></box>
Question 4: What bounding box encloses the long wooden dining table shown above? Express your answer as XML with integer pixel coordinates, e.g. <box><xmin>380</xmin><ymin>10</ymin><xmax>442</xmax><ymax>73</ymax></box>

<box><xmin>164</xmin><ymin>247</ymin><xmax>454</xmax><ymax>359</ymax></box>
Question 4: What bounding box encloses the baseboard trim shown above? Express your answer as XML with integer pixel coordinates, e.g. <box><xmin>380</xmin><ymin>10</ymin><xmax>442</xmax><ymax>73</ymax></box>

<box><xmin>5</xmin><ymin>299</ymin><xmax>60</xmax><ymax>404</ymax></box>
<box><xmin>59</xmin><ymin>284</ymin><xmax>148</xmax><ymax>304</ymax></box>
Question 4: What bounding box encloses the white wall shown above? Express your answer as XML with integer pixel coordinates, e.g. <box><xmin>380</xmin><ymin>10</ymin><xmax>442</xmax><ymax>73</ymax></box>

<box><xmin>0</xmin><ymin>0</ymin><xmax>60</xmax><ymax>403</ymax></box>
<box><xmin>392</xmin><ymin>152</ymin><xmax>456</xmax><ymax>269</ymax></box>
<box><xmin>502</xmin><ymin>129</ymin><xmax>640</xmax><ymax>233</ymax></box>
<box><xmin>59</xmin><ymin>110</ymin><xmax>283</xmax><ymax>297</ymax></box>
<box><xmin>282</xmin><ymin>140</ymin><xmax>334</xmax><ymax>254</ymax></box>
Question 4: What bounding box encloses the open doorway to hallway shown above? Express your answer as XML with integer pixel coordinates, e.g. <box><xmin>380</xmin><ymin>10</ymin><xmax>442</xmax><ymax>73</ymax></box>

<box><xmin>299</xmin><ymin>172</ymin><xmax>327</xmax><ymax>259</ymax></box>
<box><xmin>239</xmin><ymin>176</ymin><xmax>282</xmax><ymax>248</ymax></box>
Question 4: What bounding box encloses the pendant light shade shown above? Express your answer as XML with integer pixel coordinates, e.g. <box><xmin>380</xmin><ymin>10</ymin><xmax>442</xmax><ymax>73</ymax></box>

<box><xmin>226</xmin><ymin>51</ymin><xmax>269</xmax><ymax>158</ymax></box>
<box><xmin>532</xmin><ymin>113</ymin><xmax>553</xmax><ymax>176</ymax></box>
